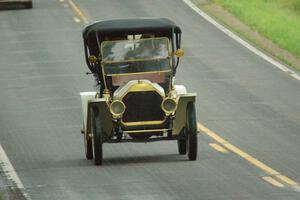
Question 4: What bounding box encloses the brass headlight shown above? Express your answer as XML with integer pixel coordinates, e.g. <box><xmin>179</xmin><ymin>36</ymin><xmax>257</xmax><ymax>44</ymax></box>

<box><xmin>161</xmin><ymin>98</ymin><xmax>177</xmax><ymax>114</ymax></box>
<box><xmin>110</xmin><ymin>100</ymin><xmax>125</xmax><ymax>117</ymax></box>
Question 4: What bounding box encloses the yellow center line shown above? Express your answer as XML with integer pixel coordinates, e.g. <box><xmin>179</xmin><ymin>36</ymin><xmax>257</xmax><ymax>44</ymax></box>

<box><xmin>198</xmin><ymin>122</ymin><xmax>299</xmax><ymax>188</ymax></box>
<box><xmin>67</xmin><ymin>0</ymin><xmax>89</xmax><ymax>24</ymax></box>
<box><xmin>262</xmin><ymin>176</ymin><xmax>285</xmax><ymax>188</ymax></box>
<box><xmin>276</xmin><ymin>175</ymin><xmax>298</xmax><ymax>186</ymax></box>
<box><xmin>209</xmin><ymin>143</ymin><xmax>228</xmax><ymax>153</ymax></box>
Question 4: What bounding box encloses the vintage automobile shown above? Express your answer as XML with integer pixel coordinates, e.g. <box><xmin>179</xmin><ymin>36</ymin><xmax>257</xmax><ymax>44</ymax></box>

<box><xmin>0</xmin><ymin>0</ymin><xmax>32</xmax><ymax>9</ymax></box>
<box><xmin>80</xmin><ymin>18</ymin><xmax>197</xmax><ymax>165</ymax></box>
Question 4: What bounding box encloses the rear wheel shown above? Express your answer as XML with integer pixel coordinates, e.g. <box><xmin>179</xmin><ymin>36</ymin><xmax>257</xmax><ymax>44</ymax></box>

<box><xmin>84</xmin><ymin>131</ymin><xmax>93</xmax><ymax>160</ymax></box>
<box><xmin>186</xmin><ymin>102</ymin><xmax>197</xmax><ymax>161</ymax></box>
<box><xmin>91</xmin><ymin>107</ymin><xmax>103</xmax><ymax>165</ymax></box>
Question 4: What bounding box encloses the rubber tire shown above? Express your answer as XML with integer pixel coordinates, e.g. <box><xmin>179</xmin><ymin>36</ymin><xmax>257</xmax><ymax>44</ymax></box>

<box><xmin>186</xmin><ymin>102</ymin><xmax>197</xmax><ymax>161</ymax></box>
<box><xmin>91</xmin><ymin>107</ymin><xmax>103</xmax><ymax>166</ymax></box>
<box><xmin>177</xmin><ymin>137</ymin><xmax>187</xmax><ymax>155</ymax></box>
<box><xmin>84</xmin><ymin>132</ymin><xmax>93</xmax><ymax>160</ymax></box>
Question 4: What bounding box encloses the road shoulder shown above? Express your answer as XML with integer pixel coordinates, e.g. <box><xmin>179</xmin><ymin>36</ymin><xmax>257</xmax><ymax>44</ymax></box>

<box><xmin>0</xmin><ymin>172</ymin><xmax>25</xmax><ymax>200</ymax></box>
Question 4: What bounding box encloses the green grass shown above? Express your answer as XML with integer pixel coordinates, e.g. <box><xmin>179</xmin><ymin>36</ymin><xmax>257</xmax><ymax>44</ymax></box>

<box><xmin>212</xmin><ymin>0</ymin><xmax>300</xmax><ymax>59</ymax></box>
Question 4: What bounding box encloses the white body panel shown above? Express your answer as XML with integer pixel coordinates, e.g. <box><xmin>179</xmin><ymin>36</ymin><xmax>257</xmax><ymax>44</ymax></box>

<box><xmin>174</xmin><ymin>85</ymin><xmax>187</xmax><ymax>95</ymax></box>
<box><xmin>80</xmin><ymin>92</ymin><xmax>97</xmax><ymax>130</ymax></box>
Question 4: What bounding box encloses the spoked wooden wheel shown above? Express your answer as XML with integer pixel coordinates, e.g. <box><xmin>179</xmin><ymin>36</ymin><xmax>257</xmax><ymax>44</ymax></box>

<box><xmin>84</xmin><ymin>131</ymin><xmax>93</xmax><ymax>160</ymax></box>
<box><xmin>91</xmin><ymin>107</ymin><xmax>103</xmax><ymax>165</ymax></box>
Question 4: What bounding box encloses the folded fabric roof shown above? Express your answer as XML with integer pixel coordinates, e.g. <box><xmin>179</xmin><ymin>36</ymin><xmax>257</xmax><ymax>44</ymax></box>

<box><xmin>83</xmin><ymin>18</ymin><xmax>181</xmax><ymax>41</ymax></box>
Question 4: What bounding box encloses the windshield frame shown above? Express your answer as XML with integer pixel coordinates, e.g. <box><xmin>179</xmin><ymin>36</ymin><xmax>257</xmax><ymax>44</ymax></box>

<box><xmin>100</xmin><ymin>37</ymin><xmax>172</xmax><ymax>76</ymax></box>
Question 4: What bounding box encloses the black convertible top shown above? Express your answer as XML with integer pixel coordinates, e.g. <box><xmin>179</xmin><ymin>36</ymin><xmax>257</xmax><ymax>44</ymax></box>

<box><xmin>83</xmin><ymin>18</ymin><xmax>181</xmax><ymax>41</ymax></box>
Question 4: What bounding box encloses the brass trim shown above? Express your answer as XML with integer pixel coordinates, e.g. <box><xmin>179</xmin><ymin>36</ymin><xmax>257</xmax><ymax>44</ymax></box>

<box><xmin>98</xmin><ymin>37</ymin><xmax>173</xmax><ymax>95</ymax></box>
<box><xmin>102</xmin><ymin>57</ymin><xmax>171</xmax><ymax>64</ymax></box>
<box><xmin>88</xmin><ymin>55</ymin><xmax>97</xmax><ymax>64</ymax></box>
<box><xmin>161</xmin><ymin>97</ymin><xmax>177</xmax><ymax>115</ymax></box>
<box><xmin>175</xmin><ymin>48</ymin><xmax>184</xmax><ymax>57</ymax></box>
<box><xmin>109</xmin><ymin>100</ymin><xmax>126</xmax><ymax>117</ymax></box>
<box><xmin>123</xmin><ymin>129</ymin><xmax>168</xmax><ymax>134</ymax></box>
<box><xmin>126</xmin><ymin>83</ymin><xmax>156</xmax><ymax>93</ymax></box>
<box><xmin>100</xmin><ymin>37</ymin><xmax>170</xmax><ymax>63</ymax></box>
<box><xmin>119</xmin><ymin>82</ymin><xmax>164</xmax><ymax>99</ymax></box>
<box><xmin>121</xmin><ymin>119</ymin><xmax>165</xmax><ymax>126</ymax></box>
<box><xmin>119</xmin><ymin>81</ymin><xmax>166</xmax><ymax>125</ymax></box>
<box><xmin>103</xmin><ymin>88</ymin><xmax>110</xmax><ymax>95</ymax></box>
<box><xmin>100</xmin><ymin>63</ymin><xmax>109</xmax><ymax>93</ymax></box>
<box><xmin>103</xmin><ymin>62</ymin><xmax>171</xmax><ymax>76</ymax></box>
<box><xmin>107</xmin><ymin>70</ymin><xmax>171</xmax><ymax>77</ymax></box>
<box><xmin>100</xmin><ymin>37</ymin><xmax>172</xmax><ymax>76</ymax></box>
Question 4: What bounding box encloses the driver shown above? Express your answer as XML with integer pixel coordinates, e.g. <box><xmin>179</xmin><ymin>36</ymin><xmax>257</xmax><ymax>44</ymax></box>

<box><xmin>93</xmin><ymin>35</ymin><xmax>126</xmax><ymax>93</ymax></box>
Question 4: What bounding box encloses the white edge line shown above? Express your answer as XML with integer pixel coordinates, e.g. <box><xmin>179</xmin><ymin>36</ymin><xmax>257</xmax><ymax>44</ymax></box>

<box><xmin>73</xmin><ymin>16</ymin><xmax>81</xmax><ymax>23</ymax></box>
<box><xmin>182</xmin><ymin>0</ymin><xmax>300</xmax><ymax>81</ymax></box>
<box><xmin>0</xmin><ymin>145</ymin><xmax>31</xmax><ymax>199</ymax></box>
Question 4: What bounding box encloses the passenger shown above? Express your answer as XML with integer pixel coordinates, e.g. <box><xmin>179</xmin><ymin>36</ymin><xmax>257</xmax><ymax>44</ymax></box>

<box><xmin>94</xmin><ymin>35</ymin><xmax>126</xmax><ymax>93</ymax></box>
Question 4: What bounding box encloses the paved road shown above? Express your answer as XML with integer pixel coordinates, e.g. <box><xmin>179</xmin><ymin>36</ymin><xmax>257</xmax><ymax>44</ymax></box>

<box><xmin>0</xmin><ymin>0</ymin><xmax>299</xmax><ymax>199</ymax></box>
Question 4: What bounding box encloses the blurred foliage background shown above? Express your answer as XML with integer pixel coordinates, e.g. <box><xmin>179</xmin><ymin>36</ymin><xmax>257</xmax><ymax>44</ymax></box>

<box><xmin>212</xmin><ymin>0</ymin><xmax>300</xmax><ymax>59</ymax></box>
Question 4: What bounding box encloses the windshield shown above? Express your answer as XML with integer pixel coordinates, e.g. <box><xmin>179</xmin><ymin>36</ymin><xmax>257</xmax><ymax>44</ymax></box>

<box><xmin>101</xmin><ymin>37</ymin><xmax>171</xmax><ymax>75</ymax></box>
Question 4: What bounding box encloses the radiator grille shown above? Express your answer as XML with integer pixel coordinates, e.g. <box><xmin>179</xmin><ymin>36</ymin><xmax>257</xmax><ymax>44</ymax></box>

<box><xmin>122</xmin><ymin>91</ymin><xmax>164</xmax><ymax>123</ymax></box>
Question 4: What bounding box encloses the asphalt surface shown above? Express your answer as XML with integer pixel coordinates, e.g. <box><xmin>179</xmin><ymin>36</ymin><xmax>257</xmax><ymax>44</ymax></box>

<box><xmin>0</xmin><ymin>0</ymin><xmax>299</xmax><ymax>199</ymax></box>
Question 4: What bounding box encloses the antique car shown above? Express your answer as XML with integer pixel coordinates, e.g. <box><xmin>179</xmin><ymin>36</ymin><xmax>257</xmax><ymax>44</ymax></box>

<box><xmin>80</xmin><ymin>18</ymin><xmax>197</xmax><ymax>165</ymax></box>
<box><xmin>0</xmin><ymin>0</ymin><xmax>32</xmax><ymax>9</ymax></box>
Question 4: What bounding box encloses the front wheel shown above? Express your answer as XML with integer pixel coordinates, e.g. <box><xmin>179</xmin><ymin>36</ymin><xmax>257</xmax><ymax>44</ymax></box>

<box><xmin>186</xmin><ymin>102</ymin><xmax>197</xmax><ymax>161</ymax></box>
<box><xmin>91</xmin><ymin>107</ymin><xmax>103</xmax><ymax>166</ymax></box>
